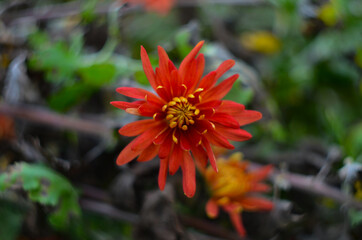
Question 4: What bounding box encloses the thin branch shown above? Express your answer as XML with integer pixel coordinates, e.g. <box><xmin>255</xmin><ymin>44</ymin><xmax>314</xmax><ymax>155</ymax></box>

<box><xmin>1</xmin><ymin>1</ymin><xmax>134</xmax><ymax>24</ymax></box>
<box><xmin>0</xmin><ymin>103</ymin><xmax>113</xmax><ymax>137</ymax></box>
<box><xmin>80</xmin><ymin>184</ymin><xmax>243</xmax><ymax>239</ymax></box>
<box><xmin>179</xmin><ymin>0</ymin><xmax>268</xmax><ymax>7</ymax></box>
<box><xmin>180</xmin><ymin>215</ymin><xmax>245</xmax><ymax>240</ymax></box>
<box><xmin>1</xmin><ymin>0</ymin><xmax>268</xmax><ymax>24</ymax></box>
<box><xmin>80</xmin><ymin>197</ymin><xmax>243</xmax><ymax>240</ymax></box>
<box><xmin>249</xmin><ymin>162</ymin><xmax>362</xmax><ymax>210</ymax></box>
<box><xmin>80</xmin><ymin>198</ymin><xmax>140</xmax><ymax>224</ymax></box>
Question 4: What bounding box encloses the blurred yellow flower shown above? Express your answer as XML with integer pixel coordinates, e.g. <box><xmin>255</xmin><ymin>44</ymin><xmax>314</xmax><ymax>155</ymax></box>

<box><xmin>355</xmin><ymin>49</ymin><xmax>362</xmax><ymax>69</ymax></box>
<box><xmin>240</xmin><ymin>31</ymin><xmax>281</xmax><ymax>55</ymax></box>
<box><xmin>204</xmin><ymin>152</ymin><xmax>273</xmax><ymax>236</ymax></box>
<box><xmin>354</xmin><ymin>180</ymin><xmax>362</xmax><ymax>201</ymax></box>
<box><xmin>317</xmin><ymin>1</ymin><xmax>339</xmax><ymax>26</ymax></box>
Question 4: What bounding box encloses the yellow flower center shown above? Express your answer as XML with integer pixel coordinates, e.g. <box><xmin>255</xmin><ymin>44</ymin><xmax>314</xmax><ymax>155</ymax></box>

<box><xmin>211</xmin><ymin>163</ymin><xmax>250</xmax><ymax>198</ymax></box>
<box><xmin>163</xmin><ymin>97</ymin><xmax>199</xmax><ymax>131</ymax></box>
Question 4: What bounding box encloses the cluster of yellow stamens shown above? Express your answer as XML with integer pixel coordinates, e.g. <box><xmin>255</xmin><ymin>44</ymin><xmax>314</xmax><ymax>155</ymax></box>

<box><xmin>162</xmin><ymin>96</ymin><xmax>200</xmax><ymax>131</ymax></box>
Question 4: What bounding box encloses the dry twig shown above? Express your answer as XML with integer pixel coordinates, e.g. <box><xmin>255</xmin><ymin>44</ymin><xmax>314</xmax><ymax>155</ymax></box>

<box><xmin>0</xmin><ymin>103</ymin><xmax>113</xmax><ymax>137</ymax></box>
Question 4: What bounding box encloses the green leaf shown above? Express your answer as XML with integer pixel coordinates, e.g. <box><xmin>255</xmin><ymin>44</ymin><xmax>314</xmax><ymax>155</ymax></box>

<box><xmin>0</xmin><ymin>163</ymin><xmax>81</xmax><ymax>230</ymax></box>
<box><xmin>175</xmin><ymin>29</ymin><xmax>192</xmax><ymax>59</ymax></box>
<box><xmin>48</xmin><ymin>83</ymin><xmax>94</xmax><ymax>112</ymax></box>
<box><xmin>78</xmin><ymin>62</ymin><xmax>117</xmax><ymax>86</ymax></box>
<box><xmin>349</xmin><ymin>209</ymin><xmax>362</xmax><ymax>227</ymax></box>
<box><xmin>0</xmin><ymin>199</ymin><xmax>27</xmax><ymax>240</ymax></box>
<box><xmin>29</xmin><ymin>40</ymin><xmax>80</xmax><ymax>84</ymax></box>
<box><xmin>345</xmin><ymin>123</ymin><xmax>362</xmax><ymax>159</ymax></box>
<box><xmin>133</xmin><ymin>70</ymin><xmax>149</xmax><ymax>85</ymax></box>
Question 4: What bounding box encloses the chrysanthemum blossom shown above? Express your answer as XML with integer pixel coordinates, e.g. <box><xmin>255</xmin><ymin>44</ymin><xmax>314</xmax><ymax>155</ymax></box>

<box><xmin>205</xmin><ymin>152</ymin><xmax>273</xmax><ymax>236</ymax></box>
<box><xmin>111</xmin><ymin>41</ymin><xmax>262</xmax><ymax>198</ymax></box>
<box><xmin>121</xmin><ymin>0</ymin><xmax>175</xmax><ymax>15</ymax></box>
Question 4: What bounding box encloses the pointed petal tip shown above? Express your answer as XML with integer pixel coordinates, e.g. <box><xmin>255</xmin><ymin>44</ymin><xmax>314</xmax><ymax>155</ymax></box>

<box><xmin>197</xmin><ymin>40</ymin><xmax>205</xmax><ymax>46</ymax></box>
<box><xmin>140</xmin><ymin>45</ymin><xmax>148</xmax><ymax>57</ymax></box>
<box><xmin>159</xmin><ymin>183</ymin><xmax>165</xmax><ymax>191</ymax></box>
<box><xmin>256</xmin><ymin>111</ymin><xmax>263</xmax><ymax>121</ymax></box>
<box><xmin>184</xmin><ymin>190</ymin><xmax>195</xmax><ymax>198</ymax></box>
<box><xmin>206</xmin><ymin>199</ymin><xmax>219</xmax><ymax>218</ymax></box>
<box><xmin>246</xmin><ymin>132</ymin><xmax>252</xmax><ymax>140</ymax></box>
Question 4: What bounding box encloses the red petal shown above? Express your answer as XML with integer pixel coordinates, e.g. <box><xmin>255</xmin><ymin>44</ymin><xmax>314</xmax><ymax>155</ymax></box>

<box><xmin>182</xmin><ymin>58</ymin><xmax>198</xmax><ymax>91</ymax></box>
<box><xmin>145</xmin><ymin>0</ymin><xmax>174</xmax><ymax>15</ymax></box>
<box><xmin>208</xmin><ymin>112</ymin><xmax>240</xmax><ymax>129</ymax></box>
<box><xmin>170</xmin><ymin>69</ymin><xmax>181</xmax><ymax>97</ymax></box>
<box><xmin>250</xmin><ymin>183</ymin><xmax>271</xmax><ymax>192</ymax></box>
<box><xmin>202</xmin><ymin>137</ymin><xmax>218</xmax><ymax>172</ymax></box>
<box><xmin>200</xmin><ymin>108</ymin><xmax>216</xmax><ymax>118</ymax></box>
<box><xmin>202</xmin><ymin>74</ymin><xmax>238</xmax><ymax>101</ymax></box>
<box><xmin>217</xmin><ymin>100</ymin><xmax>245</xmax><ymax>114</ymax></box>
<box><xmin>169</xmin><ymin>144</ymin><xmax>183</xmax><ymax>175</ymax></box>
<box><xmin>130</xmin><ymin>122</ymin><xmax>166</xmax><ymax>151</ymax></box>
<box><xmin>157</xmin><ymin>47</ymin><xmax>172</xmax><ymax>94</ymax></box>
<box><xmin>119</xmin><ymin>119</ymin><xmax>158</xmax><ymax>137</ymax></box>
<box><xmin>137</xmin><ymin>143</ymin><xmax>160</xmax><ymax>162</ymax></box>
<box><xmin>234</xmin><ymin>110</ymin><xmax>263</xmax><ymax>126</ymax></box>
<box><xmin>168</xmin><ymin>59</ymin><xmax>177</xmax><ymax>72</ymax></box>
<box><xmin>205</xmin><ymin>199</ymin><xmax>219</xmax><ymax>218</ymax></box>
<box><xmin>181</xmin><ymin>152</ymin><xmax>196</xmax><ymax>198</ymax></box>
<box><xmin>180</xmin><ymin>133</ymin><xmax>191</xmax><ymax>151</ymax></box>
<box><xmin>138</xmin><ymin>102</ymin><xmax>161</xmax><ymax>117</ymax></box>
<box><xmin>158</xmin><ymin>45</ymin><xmax>171</xmax><ymax>78</ymax></box>
<box><xmin>196</xmin><ymin>100</ymin><xmax>222</xmax><ymax>110</ymax></box>
<box><xmin>198</xmin><ymin>71</ymin><xmax>217</xmax><ymax>90</ymax></box>
<box><xmin>249</xmin><ymin>165</ymin><xmax>273</xmax><ymax>182</ymax></box>
<box><xmin>158</xmin><ymin>135</ymin><xmax>174</xmax><ymax>159</ymax></box>
<box><xmin>154</xmin><ymin>68</ymin><xmax>171</xmax><ymax>100</ymax></box>
<box><xmin>238</xmin><ymin>197</ymin><xmax>274</xmax><ymax>211</ymax></box>
<box><xmin>153</xmin><ymin>127</ymin><xmax>172</xmax><ymax>145</ymax></box>
<box><xmin>116</xmin><ymin>137</ymin><xmax>147</xmax><ymax>165</ymax></box>
<box><xmin>193</xmin><ymin>54</ymin><xmax>205</xmax><ymax>89</ymax></box>
<box><xmin>214</xmin><ymin>124</ymin><xmax>252</xmax><ymax>141</ymax></box>
<box><xmin>110</xmin><ymin>100</ymin><xmax>144</xmax><ymax>110</ymax></box>
<box><xmin>186</xmin><ymin>127</ymin><xmax>202</xmax><ymax>147</ymax></box>
<box><xmin>141</xmin><ymin>46</ymin><xmax>158</xmax><ymax>90</ymax></box>
<box><xmin>215</xmin><ymin>59</ymin><xmax>235</xmax><ymax>81</ymax></box>
<box><xmin>179</xmin><ymin>41</ymin><xmax>204</xmax><ymax>78</ymax></box>
<box><xmin>184</xmin><ymin>54</ymin><xmax>205</xmax><ymax>93</ymax></box>
<box><xmin>155</xmin><ymin>85</ymin><xmax>170</xmax><ymax>101</ymax></box>
<box><xmin>158</xmin><ymin>157</ymin><xmax>169</xmax><ymax>191</ymax></box>
<box><xmin>205</xmin><ymin>129</ymin><xmax>235</xmax><ymax>150</ymax></box>
<box><xmin>194</xmin><ymin>120</ymin><xmax>214</xmax><ymax>134</ymax></box>
<box><xmin>116</xmin><ymin>87</ymin><xmax>154</xmax><ymax>99</ymax></box>
<box><xmin>191</xmin><ymin>145</ymin><xmax>208</xmax><ymax>169</ymax></box>
<box><xmin>228</xmin><ymin>212</ymin><xmax>246</xmax><ymax>237</ymax></box>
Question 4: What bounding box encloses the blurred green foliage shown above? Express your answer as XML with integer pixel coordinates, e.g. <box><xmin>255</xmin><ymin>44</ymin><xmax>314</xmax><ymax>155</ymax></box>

<box><xmin>3</xmin><ymin>0</ymin><xmax>361</xmax><ymax>237</ymax></box>
<box><xmin>83</xmin><ymin>212</ymin><xmax>133</xmax><ymax>240</ymax></box>
<box><xmin>249</xmin><ymin>0</ymin><xmax>362</xmax><ymax>159</ymax></box>
<box><xmin>0</xmin><ymin>163</ymin><xmax>80</xmax><ymax>230</ymax></box>
<box><xmin>28</xmin><ymin>30</ymin><xmax>140</xmax><ymax>112</ymax></box>
<box><xmin>0</xmin><ymin>199</ymin><xmax>27</xmax><ymax>240</ymax></box>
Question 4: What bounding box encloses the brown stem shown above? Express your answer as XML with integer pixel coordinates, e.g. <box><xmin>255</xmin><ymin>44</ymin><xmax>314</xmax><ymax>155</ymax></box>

<box><xmin>0</xmin><ymin>103</ymin><xmax>112</xmax><ymax>137</ymax></box>
<box><xmin>1</xmin><ymin>0</ymin><xmax>268</xmax><ymax>24</ymax></box>
<box><xmin>249</xmin><ymin>162</ymin><xmax>362</xmax><ymax>210</ymax></box>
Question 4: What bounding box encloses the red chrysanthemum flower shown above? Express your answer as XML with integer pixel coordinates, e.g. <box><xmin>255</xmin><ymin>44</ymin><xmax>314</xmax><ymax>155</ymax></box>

<box><xmin>121</xmin><ymin>0</ymin><xmax>175</xmax><ymax>15</ymax></box>
<box><xmin>205</xmin><ymin>153</ymin><xmax>273</xmax><ymax>236</ymax></box>
<box><xmin>111</xmin><ymin>41</ymin><xmax>262</xmax><ymax>197</ymax></box>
